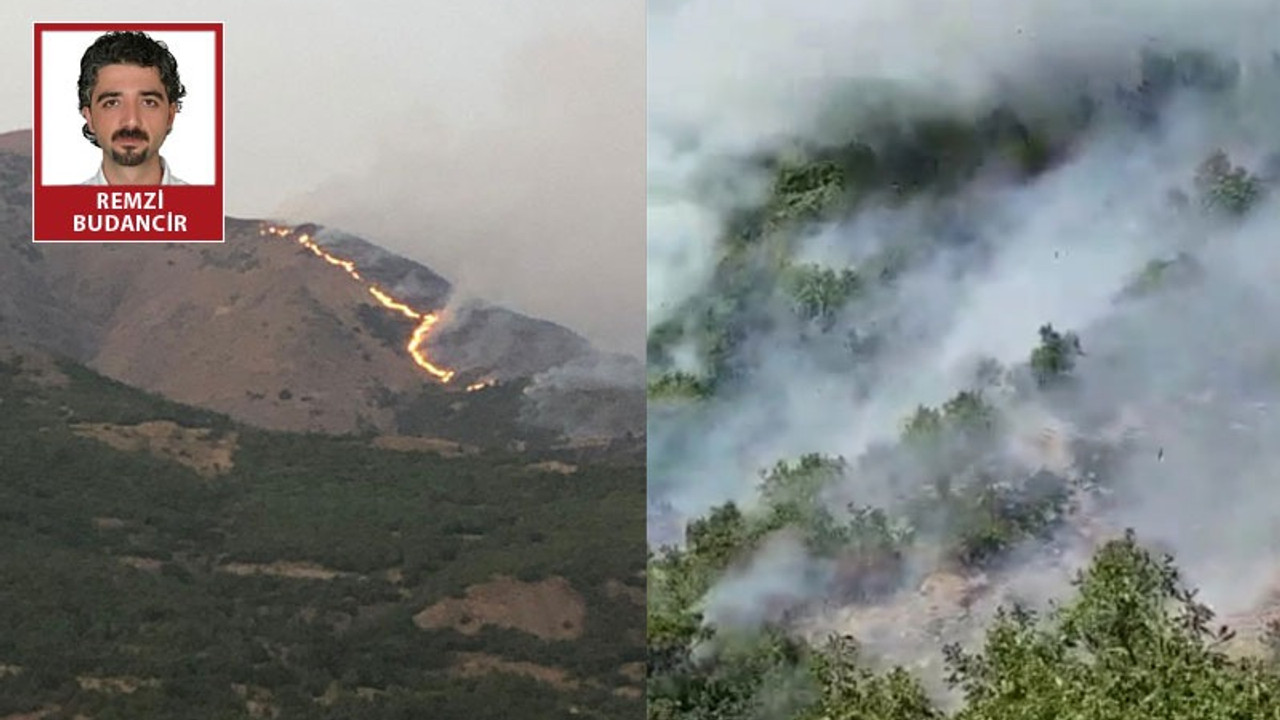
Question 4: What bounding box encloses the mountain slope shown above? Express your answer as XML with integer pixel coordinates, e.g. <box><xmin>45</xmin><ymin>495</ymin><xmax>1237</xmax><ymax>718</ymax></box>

<box><xmin>0</xmin><ymin>135</ymin><xmax>641</xmax><ymax>442</ymax></box>
<box><xmin>645</xmin><ymin>31</ymin><xmax>1280</xmax><ymax>719</ymax></box>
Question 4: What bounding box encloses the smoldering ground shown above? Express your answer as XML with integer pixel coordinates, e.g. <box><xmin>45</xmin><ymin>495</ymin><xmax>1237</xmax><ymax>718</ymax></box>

<box><xmin>647</xmin><ymin>0</ymin><xmax>1280</xmax><ymax>695</ymax></box>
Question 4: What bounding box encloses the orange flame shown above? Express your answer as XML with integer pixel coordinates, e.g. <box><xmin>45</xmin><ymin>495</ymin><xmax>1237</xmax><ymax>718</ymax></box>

<box><xmin>368</xmin><ymin>287</ymin><xmax>420</xmax><ymax>320</ymax></box>
<box><xmin>260</xmin><ymin>222</ymin><xmax>455</xmax><ymax>383</ymax></box>
<box><xmin>466</xmin><ymin>379</ymin><xmax>497</xmax><ymax>392</ymax></box>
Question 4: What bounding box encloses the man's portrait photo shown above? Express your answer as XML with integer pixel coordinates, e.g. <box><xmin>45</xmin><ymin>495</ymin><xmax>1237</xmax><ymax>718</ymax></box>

<box><xmin>37</xmin><ymin>26</ymin><xmax>217</xmax><ymax>187</ymax></box>
<box><xmin>78</xmin><ymin>31</ymin><xmax>187</xmax><ymax>186</ymax></box>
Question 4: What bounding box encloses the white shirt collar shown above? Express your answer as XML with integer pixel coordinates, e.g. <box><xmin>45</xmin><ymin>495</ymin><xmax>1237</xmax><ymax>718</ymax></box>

<box><xmin>85</xmin><ymin>156</ymin><xmax>186</xmax><ymax>185</ymax></box>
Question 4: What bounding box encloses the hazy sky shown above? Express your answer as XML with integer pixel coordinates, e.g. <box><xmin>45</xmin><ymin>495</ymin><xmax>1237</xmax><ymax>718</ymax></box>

<box><xmin>4</xmin><ymin>2</ymin><xmax>644</xmax><ymax>357</ymax></box>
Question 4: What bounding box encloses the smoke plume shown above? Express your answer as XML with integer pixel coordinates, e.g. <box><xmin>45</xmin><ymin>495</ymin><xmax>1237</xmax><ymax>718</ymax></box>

<box><xmin>648</xmin><ymin>0</ymin><xmax>1280</xmax><ymax>674</ymax></box>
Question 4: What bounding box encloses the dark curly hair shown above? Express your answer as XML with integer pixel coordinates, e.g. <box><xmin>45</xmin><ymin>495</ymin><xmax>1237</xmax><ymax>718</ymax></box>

<box><xmin>78</xmin><ymin>31</ymin><xmax>186</xmax><ymax>148</ymax></box>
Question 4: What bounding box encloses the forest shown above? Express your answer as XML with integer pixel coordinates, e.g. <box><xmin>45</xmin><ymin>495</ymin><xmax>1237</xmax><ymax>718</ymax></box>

<box><xmin>0</xmin><ymin>351</ymin><xmax>644</xmax><ymax>719</ymax></box>
<box><xmin>646</xmin><ymin>45</ymin><xmax>1280</xmax><ymax>718</ymax></box>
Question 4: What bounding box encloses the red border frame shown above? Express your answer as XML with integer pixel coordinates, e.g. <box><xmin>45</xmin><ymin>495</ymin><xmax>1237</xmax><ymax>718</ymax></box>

<box><xmin>32</xmin><ymin>22</ymin><xmax>224</xmax><ymax>242</ymax></box>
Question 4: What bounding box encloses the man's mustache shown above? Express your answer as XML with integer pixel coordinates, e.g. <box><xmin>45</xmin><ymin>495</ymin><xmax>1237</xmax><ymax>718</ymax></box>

<box><xmin>112</xmin><ymin>128</ymin><xmax>149</xmax><ymax>142</ymax></box>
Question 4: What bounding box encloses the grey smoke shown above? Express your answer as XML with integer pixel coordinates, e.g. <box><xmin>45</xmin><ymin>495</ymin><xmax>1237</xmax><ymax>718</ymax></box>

<box><xmin>648</xmin><ymin>0</ymin><xmax>1280</xmax><ymax>675</ymax></box>
<box><xmin>281</xmin><ymin>5</ymin><xmax>644</xmax><ymax>359</ymax></box>
<box><xmin>701</xmin><ymin>532</ymin><xmax>831</xmax><ymax>629</ymax></box>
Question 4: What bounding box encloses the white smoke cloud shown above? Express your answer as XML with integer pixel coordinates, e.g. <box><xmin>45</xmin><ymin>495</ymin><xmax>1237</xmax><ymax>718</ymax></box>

<box><xmin>648</xmin><ymin>0</ymin><xmax>1280</xmax><ymax>672</ymax></box>
<box><xmin>646</xmin><ymin>134</ymin><xmax>724</xmax><ymax>332</ymax></box>
<box><xmin>650</xmin><ymin>0</ymin><xmax>1279</xmax><ymax>146</ymax></box>
<box><xmin>278</xmin><ymin>3</ymin><xmax>645</xmax><ymax>359</ymax></box>
<box><xmin>702</xmin><ymin>532</ymin><xmax>830</xmax><ymax>628</ymax></box>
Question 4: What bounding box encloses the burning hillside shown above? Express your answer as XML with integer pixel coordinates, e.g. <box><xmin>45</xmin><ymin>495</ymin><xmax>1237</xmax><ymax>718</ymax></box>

<box><xmin>260</xmin><ymin>222</ymin><xmax>456</xmax><ymax>383</ymax></box>
<box><xmin>647</xmin><ymin>0</ymin><xmax>1280</xmax><ymax>715</ymax></box>
<box><xmin>0</xmin><ymin>143</ymin><xmax>641</xmax><ymax>442</ymax></box>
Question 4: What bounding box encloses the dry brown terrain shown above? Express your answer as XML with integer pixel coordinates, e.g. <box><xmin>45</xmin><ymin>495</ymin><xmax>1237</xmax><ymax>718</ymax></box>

<box><xmin>554</xmin><ymin>436</ymin><xmax>615</xmax><ymax>450</ymax></box>
<box><xmin>117</xmin><ymin>556</ymin><xmax>164</xmax><ymax>573</ymax></box>
<box><xmin>76</xmin><ymin>675</ymin><xmax>160</xmax><ymax>694</ymax></box>
<box><xmin>231</xmin><ymin>683</ymin><xmax>279</xmax><ymax>719</ymax></box>
<box><xmin>1218</xmin><ymin>576</ymin><xmax>1280</xmax><ymax>660</ymax></box>
<box><xmin>448</xmin><ymin>653</ymin><xmax>645</xmax><ymax>700</ymax></box>
<box><xmin>0</xmin><ymin>163</ymin><xmax>614</xmax><ymax>439</ymax></box>
<box><xmin>413</xmin><ymin>575</ymin><xmax>587</xmax><ymax>640</ymax></box>
<box><xmin>217</xmin><ymin>560</ymin><xmax>348</xmax><ymax>581</ymax></box>
<box><xmin>525</xmin><ymin>460</ymin><xmax>579</xmax><ymax>475</ymax></box>
<box><xmin>370</xmin><ymin>435</ymin><xmax>478</xmax><ymax>457</ymax></box>
<box><xmin>449</xmin><ymin>652</ymin><xmax>580</xmax><ymax>690</ymax></box>
<box><xmin>614</xmin><ymin>686</ymin><xmax>643</xmax><ymax>699</ymax></box>
<box><xmin>0</xmin><ymin>130</ymin><xmax>30</xmax><ymax>156</ymax></box>
<box><xmin>0</xmin><ymin>709</ymin><xmax>54</xmax><ymax>720</ymax></box>
<box><xmin>0</xmin><ymin>139</ymin><xmax>618</xmax><ymax>438</ymax></box>
<box><xmin>43</xmin><ymin>226</ymin><xmax>433</xmax><ymax>435</ymax></box>
<box><xmin>618</xmin><ymin>662</ymin><xmax>644</xmax><ymax>683</ymax></box>
<box><xmin>71</xmin><ymin>420</ymin><xmax>237</xmax><ymax>477</ymax></box>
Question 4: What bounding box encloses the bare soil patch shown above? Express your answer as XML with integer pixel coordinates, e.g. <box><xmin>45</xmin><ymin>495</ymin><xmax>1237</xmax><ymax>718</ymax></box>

<box><xmin>552</xmin><ymin>436</ymin><xmax>613</xmax><ymax>451</ymax></box>
<box><xmin>618</xmin><ymin>662</ymin><xmax>644</xmax><ymax>684</ymax></box>
<box><xmin>232</xmin><ymin>683</ymin><xmax>279</xmax><ymax>719</ymax></box>
<box><xmin>0</xmin><ymin>709</ymin><xmax>55</xmax><ymax>720</ymax></box>
<box><xmin>117</xmin><ymin>556</ymin><xmax>164</xmax><ymax>573</ymax></box>
<box><xmin>0</xmin><ymin>130</ymin><xmax>31</xmax><ymax>156</ymax></box>
<box><xmin>71</xmin><ymin>421</ymin><xmax>237</xmax><ymax>477</ymax></box>
<box><xmin>1219</xmin><ymin>578</ymin><xmax>1280</xmax><ymax>660</ymax></box>
<box><xmin>371</xmin><ymin>435</ymin><xmax>477</xmax><ymax>457</ymax></box>
<box><xmin>614</xmin><ymin>686</ymin><xmax>643</xmax><ymax>699</ymax></box>
<box><xmin>450</xmin><ymin>653</ymin><xmax>580</xmax><ymax>691</ymax></box>
<box><xmin>413</xmin><ymin>575</ymin><xmax>586</xmax><ymax>640</ymax></box>
<box><xmin>76</xmin><ymin>675</ymin><xmax>160</xmax><ymax>694</ymax></box>
<box><xmin>525</xmin><ymin>460</ymin><xmax>578</xmax><ymax>475</ymax></box>
<box><xmin>218</xmin><ymin>561</ymin><xmax>346</xmax><ymax>581</ymax></box>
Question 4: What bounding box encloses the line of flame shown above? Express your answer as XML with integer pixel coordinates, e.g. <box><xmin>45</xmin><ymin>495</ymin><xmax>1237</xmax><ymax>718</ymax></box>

<box><xmin>260</xmin><ymin>223</ymin><xmax>455</xmax><ymax>383</ymax></box>
<box><xmin>368</xmin><ymin>287</ymin><xmax>421</xmax><ymax>320</ymax></box>
<box><xmin>409</xmin><ymin>314</ymin><xmax>455</xmax><ymax>383</ymax></box>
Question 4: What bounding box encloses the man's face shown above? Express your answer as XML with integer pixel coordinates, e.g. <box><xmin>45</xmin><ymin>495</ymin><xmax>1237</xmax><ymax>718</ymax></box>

<box><xmin>80</xmin><ymin>63</ymin><xmax>176</xmax><ymax>167</ymax></box>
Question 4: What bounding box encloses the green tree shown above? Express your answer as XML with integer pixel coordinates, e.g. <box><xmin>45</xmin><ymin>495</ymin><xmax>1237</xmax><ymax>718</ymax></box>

<box><xmin>648</xmin><ymin>627</ymin><xmax>813</xmax><ymax>720</ymax></box>
<box><xmin>1029</xmin><ymin>324</ymin><xmax>1082</xmax><ymax>388</ymax></box>
<box><xmin>685</xmin><ymin>503</ymin><xmax>750</xmax><ymax>573</ymax></box>
<box><xmin>1195</xmin><ymin>150</ymin><xmax>1263</xmax><ymax>216</ymax></box>
<box><xmin>648</xmin><ymin>371</ymin><xmax>714</xmax><ymax>401</ymax></box>
<box><xmin>785</xmin><ymin>264</ymin><xmax>863</xmax><ymax>323</ymax></box>
<box><xmin>799</xmin><ymin>636</ymin><xmax>942</xmax><ymax>720</ymax></box>
<box><xmin>947</xmin><ymin>530</ymin><xmax>1280</xmax><ymax>719</ymax></box>
<box><xmin>766</xmin><ymin>162</ymin><xmax>848</xmax><ymax>233</ymax></box>
<box><xmin>1119</xmin><ymin>253</ymin><xmax>1204</xmax><ymax>300</ymax></box>
<box><xmin>902</xmin><ymin>405</ymin><xmax>944</xmax><ymax>453</ymax></box>
<box><xmin>900</xmin><ymin>391</ymin><xmax>1001</xmax><ymax>487</ymax></box>
<box><xmin>936</xmin><ymin>472</ymin><xmax>1070</xmax><ymax>569</ymax></box>
<box><xmin>756</xmin><ymin>455</ymin><xmax>847</xmax><ymax>523</ymax></box>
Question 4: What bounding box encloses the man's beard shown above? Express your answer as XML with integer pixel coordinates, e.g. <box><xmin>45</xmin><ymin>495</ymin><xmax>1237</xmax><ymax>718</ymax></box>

<box><xmin>110</xmin><ymin>145</ymin><xmax>150</xmax><ymax>167</ymax></box>
<box><xmin>109</xmin><ymin>128</ymin><xmax>151</xmax><ymax>167</ymax></box>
